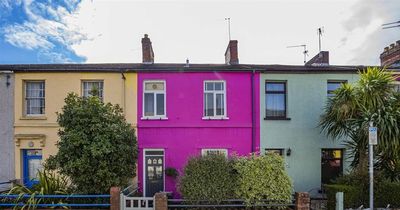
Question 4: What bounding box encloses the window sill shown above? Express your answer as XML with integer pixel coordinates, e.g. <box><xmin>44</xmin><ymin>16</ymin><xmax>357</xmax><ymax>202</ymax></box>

<box><xmin>20</xmin><ymin>116</ymin><xmax>47</xmax><ymax>120</ymax></box>
<box><xmin>264</xmin><ymin>117</ymin><xmax>291</xmax><ymax>121</ymax></box>
<box><xmin>202</xmin><ymin>116</ymin><xmax>229</xmax><ymax>120</ymax></box>
<box><xmin>141</xmin><ymin>116</ymin><xmax>168</xmax><ymax>120</ymax></box>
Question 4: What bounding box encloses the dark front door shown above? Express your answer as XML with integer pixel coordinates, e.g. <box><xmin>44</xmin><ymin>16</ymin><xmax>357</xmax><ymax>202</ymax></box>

<box><xmin>145</xmin><ymin>150</ymin><xmax>164</xmax><ymax>197</ymax></box>
<box><xmin>321</xmin><ymin>149</ymin><xmax>343</xmax><ymax>185</ymax></box>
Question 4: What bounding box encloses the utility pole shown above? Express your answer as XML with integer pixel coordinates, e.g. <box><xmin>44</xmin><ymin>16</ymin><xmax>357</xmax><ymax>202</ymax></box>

<box><xmin>368</xmin><ymin>122</ymin><xmax>378</xmax><ymax>210</ymax></box>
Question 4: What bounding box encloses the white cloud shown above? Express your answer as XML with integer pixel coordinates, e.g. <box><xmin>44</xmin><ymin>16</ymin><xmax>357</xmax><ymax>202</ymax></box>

<box><xmin>4</xmin><ymin>24</ymin><xmax>54</xmax><ymax>50</ymax></box>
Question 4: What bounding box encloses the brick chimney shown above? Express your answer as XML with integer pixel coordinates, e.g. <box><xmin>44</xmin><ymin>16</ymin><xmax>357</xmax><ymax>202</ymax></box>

<box><xmin>305</xmin><ymin>51</ymin><xmax>329</xmax><ymax>66</ymax></box>
<box><xmin>142</xmin><ymin>34</ymin><xmax>154</xmax><ymax>64</ymax></box>
<box><xmin>380</xmin><ymin>40</ymin><xmax>400</xmax><ymax>67</ymax></box>
<box><xmin>225</xmin><ymin>40</ymin><xmax>239</xmax><ymax>65</ymax></box>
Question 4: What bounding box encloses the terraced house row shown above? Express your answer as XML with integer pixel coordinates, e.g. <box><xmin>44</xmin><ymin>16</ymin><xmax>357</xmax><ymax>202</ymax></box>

<box><xmin>1</xmin><ymin>35</ymin><xmax>399</xmax><ymax>197</ymax></box>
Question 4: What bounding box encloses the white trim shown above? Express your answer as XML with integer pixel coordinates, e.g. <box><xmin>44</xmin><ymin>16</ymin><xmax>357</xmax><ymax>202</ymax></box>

<box><xmin>142</xmin><ymin>80</ymin><xmax>167</xmax><ymax>119</ymax></box>
<box><xmin>201</xmin><ymin>148</ymin><xmax>228</xmax><ymax>158</ymax></box>
<box><xmin>143</xmin><ymin>148</ymin><xmax>165</xmax><ymax>197</ymax></box>
<box><xmin>203</xmin><ymin>80</ymin><xmax>227</xmax><ymax>119</ymax></box>
<box><xmin>24</xmin><ymin>80</ymin><xmax>45</xmax><ymax>116</ymax></box>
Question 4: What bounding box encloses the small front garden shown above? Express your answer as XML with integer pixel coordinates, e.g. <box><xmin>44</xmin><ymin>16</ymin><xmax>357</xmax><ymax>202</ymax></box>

<box><xmin>178</xmin><ymin>153</ymin><xmax>293</xmax><ymax>207</ymax></box>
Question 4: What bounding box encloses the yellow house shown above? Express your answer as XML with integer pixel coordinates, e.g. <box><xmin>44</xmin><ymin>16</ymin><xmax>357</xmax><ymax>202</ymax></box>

<box><xmin>12</xmin><ymin>65</ymin><xmax>137</xmax><ymax>186</ymax></box>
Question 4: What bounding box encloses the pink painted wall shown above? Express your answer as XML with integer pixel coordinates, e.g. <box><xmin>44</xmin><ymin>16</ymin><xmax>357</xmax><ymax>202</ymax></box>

<box><xmin>137</xmin><ymin>71</ymin><xmax>260</xmax><ymax>197</ymax></box>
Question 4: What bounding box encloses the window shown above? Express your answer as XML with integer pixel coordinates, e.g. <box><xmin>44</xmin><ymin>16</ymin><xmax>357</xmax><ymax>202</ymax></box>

<box><xmin>203</xmin><ymin>81</ymin><xmax>226</xmax><ymax>118</ymax></box>
<box><xmin>327</xmin><ymin>81</ymin><xmax>347</xmax><ymax>97</ymax></box>
<box><xmin>25</xmin><ymin>81</ymin><xmax>45</xmax><ymax>115</ymax></box>
<box><xmin>265</xmin><ymin>81</ymin><xmax>287</xmax><ymax>118</ymax></box>
<box><xmin>265</xmin><ymin>149</ymin><xmax>284</xmax><ymax>156</ymax></box>
<box><xmin>201</xmin><ymin>149</ymin><xmax>228</xmax><ymax>157</ymax></box>
<box><xmin>143</xmin><ymin>81</ymin><xmax>166</xmax><ymax>119</ymax></box>
<box><xmin>82</xmin><ymin>81</ymin><xmax>104</xmax><ymax>100</ymax></box>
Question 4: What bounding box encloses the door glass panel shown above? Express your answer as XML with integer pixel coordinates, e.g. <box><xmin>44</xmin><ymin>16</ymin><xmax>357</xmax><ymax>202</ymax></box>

<box><xmin>156</xmin><ymin>166</ymin><xmax>163</xmax><ymax>178</ymax></box>
<box><xmin>28</xmin><ymin>159</ymin><xmax>42</xmax><ymax>181</ymax></box>
<box><xmin>147</xmin><ymin>166</ymin><xmax>154</xmax><ymax>180</ymax></box>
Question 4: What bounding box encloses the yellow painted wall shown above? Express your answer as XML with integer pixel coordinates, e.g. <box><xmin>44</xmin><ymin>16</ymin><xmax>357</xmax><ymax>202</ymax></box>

<box><xmin>14</xmin><ymin>72</ymin><xmax>137</xmax><ymax>180</ymax></box>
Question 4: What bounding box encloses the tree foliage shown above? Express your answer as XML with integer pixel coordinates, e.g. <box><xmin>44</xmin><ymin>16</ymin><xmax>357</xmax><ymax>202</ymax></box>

<box><xmin>46</xmin><ymin>93</ymin><xmax>137</xmax><ymax>194</ymax></box>
<box><xmin>234</xmin><ymin>154</ymin><xmax>292</xmax><ymax>206</ymax></box>
<box><xmin>320</xmin><ymin>67</ymin><xmax>400</xmax><ymax>179</ymax></box>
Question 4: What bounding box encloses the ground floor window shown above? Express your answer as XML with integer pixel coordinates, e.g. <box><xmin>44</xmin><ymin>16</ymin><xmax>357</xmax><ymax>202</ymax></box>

<box><xmin>201</xmin><ymin>149</ymin><xmax>228</xmax><ymax>157</ymax></box>
<box><xmin>265</xmin><ymin>148</ymin><xmax>285</xmax><ymax>156</ymax></box>
<box><xmin>321</xmin><ymin>149</ymin><xmax>343</xmax><ymax>185</ymax></box>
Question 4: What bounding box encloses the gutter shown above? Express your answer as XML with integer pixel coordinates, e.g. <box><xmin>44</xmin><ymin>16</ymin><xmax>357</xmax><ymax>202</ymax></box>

<box><xmin>251</xmin><ymin>69</ymin><xmax>256</xmax><ymax>153</ymax></box>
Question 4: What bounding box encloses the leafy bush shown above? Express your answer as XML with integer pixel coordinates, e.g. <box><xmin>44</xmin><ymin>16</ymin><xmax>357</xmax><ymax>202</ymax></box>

<box><xmin>6</xmin><ymin>170</ymin><xmax>71</xmax><ymax>209</ymax></box>
<box><xmin>165</xmin><ymin>167</ymin><xmax>179</xmax><ymax>178</ymax></box>
<box><xmin>234</xmin><ymin>154</ymin><xmax>292</xmax><ymax>206</ymax></box>
<box><xmin>325</xmin><ymin>184</ymin><xmax>361</xmax><ymax>210</ymax></box>
<box><xmin>178</xmin><ymin>154</ymin><xmax>237</xmax><ymax>203</ymax></box>
<box><xmin>46</xmin><ymin>93</ymin><xmax>137</xmax><ymax>194</ymax></box>
<box><xmin>325</xmin><ymin>170</ymin><xmax>400</xmax><ymax>209</ymax></box>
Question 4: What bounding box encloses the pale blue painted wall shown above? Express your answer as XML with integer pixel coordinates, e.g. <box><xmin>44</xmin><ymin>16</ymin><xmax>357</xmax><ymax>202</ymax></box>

<box><xmin>0</xmin><ymin>71</ymin><xmax>14</xmax><ymax>191</ymax></box>
<box><xmin>260</xmin><ymin>73</ymin><xmax>359</xmax><ymax>196</ymax></box>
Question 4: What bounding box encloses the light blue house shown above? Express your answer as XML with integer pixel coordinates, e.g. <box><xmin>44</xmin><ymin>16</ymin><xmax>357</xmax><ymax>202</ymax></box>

<box><xmin>0</xmin><ymin>71</ymin><xmax>15</xmax><ymax>191</ymax></box>
<box><xmin>260</xmin><ymin>53</ymin><xmax>360</xmax><ymax>196</ymax></box>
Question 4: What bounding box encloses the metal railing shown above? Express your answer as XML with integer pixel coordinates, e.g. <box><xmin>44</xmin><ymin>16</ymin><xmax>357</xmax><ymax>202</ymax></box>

<box><xmin>0</xmin><ymin>194</ymin><xmax>111</xmax><ymax>208</ymax></box>
<box><xmin>168</xmin><ymin>199</ymin><xmax>295</xmax><ymax>209</ymax></box>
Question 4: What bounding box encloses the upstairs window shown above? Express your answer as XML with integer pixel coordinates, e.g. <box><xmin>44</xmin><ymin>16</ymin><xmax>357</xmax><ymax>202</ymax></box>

<box><xmin>25</xmin><ymin>81</ymin><xmax>45</xmax><ymax>115</ymax></box>
<box><xmin>204</xmin><ymin>81</ymin><xmax>226</xmax><ymax>118</ymax></box>
<box><xmin>265</xmin><ymin>81</ymin><xmax>287</xmax><ymax>118</ymax></box>
<box><xmin>265</xmin><ymin>148</ymin><xmax>284</xmax><ymax>156</ymax></box>
<box><xmin>143</xmin><ymin>80</ymin><xmax>166</xmax><ymax>119</ymax></box>
<box><xmin>82</xmin><ymin>81</ymin><xmax>104</xmax><ymax>100</ymax></box>
<box><xmin>327</xmin><ymin>81</ymin><xmax>347</xmax><ymax>97</ymax></box>
<box><xmin>201</xmin><ymin>149</ymin><xmax>228</xmax><ymax>157</ymax></box>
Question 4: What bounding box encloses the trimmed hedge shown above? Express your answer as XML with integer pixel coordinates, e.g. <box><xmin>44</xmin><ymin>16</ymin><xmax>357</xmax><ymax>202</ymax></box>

<box><xmin>325</xmin><ymin>184</ymin><xmax>362</xmax><ymax>210</ymax></box>
<box><xmin>178</xmin><ymin>153</ymin><xmax>293</xmax><ymax>206</ymax></box>
<box><xmin>178</xmin><ymin>154</ymin><xmax>237</xmax><ymax>203</ymax></box>
<box><xmin>234</xmin><ymin>154</ymin><xmax>292</xmax><ymax>206</ymax></box>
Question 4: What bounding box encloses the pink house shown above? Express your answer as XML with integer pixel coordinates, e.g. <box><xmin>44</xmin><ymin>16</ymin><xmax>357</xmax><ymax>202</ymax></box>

<box><xmin>137</xmin><ymin>36</ymin><xmax>260</xmax><ymax>197</ymax></box>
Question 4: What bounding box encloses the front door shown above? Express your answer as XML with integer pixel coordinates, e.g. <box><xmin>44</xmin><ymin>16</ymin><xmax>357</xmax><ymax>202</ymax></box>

<box><xmin>144</xmin><ymin>150</ymin><xmax>164</xmax><ymax>197</ymax></box>
<box><xmin>23</xmin><ymin>149</ymin><xmax>43</xmax><ymax>188</ymax></box>
<box><xmin>321</xmin><ymin>149</ymin><xmax>343</xmax><ymax>185</ymax></box>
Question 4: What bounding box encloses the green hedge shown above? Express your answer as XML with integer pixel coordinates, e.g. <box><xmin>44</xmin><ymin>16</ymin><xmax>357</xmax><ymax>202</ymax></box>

<box><xmin>178</xmin><ymin>154</ymin><xmax>237</xmax><ymax>203</ymax></box>
<box><xmin>178</xmin><ymin>153</ymin><xmax>293</xmax><ymax>206</ymax></box>
<box><xmin>325</xmin><ymin>173</ymin><xmax>400</xmax><ymax>209</ymax></box>
<box><xmin>234</xmin><ymin>154</ymin><xmax>292</xmax><ymax>206</ymax></box>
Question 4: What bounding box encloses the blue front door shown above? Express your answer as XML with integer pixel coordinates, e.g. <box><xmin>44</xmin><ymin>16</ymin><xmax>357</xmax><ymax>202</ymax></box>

<box><xmin>23</xmin><ymin>149</ymin><xmax>43</xmax><ymax>188</ymax></box>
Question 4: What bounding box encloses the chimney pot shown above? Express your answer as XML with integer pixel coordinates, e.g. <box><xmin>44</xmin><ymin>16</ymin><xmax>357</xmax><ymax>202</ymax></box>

<box><xmin>224</xmin><ymin>40</ymin><xmax>239</xmax><ymax>65</ymax></box>
<box><xmin>142</xmin><ymin>34</ymin><xmax>154</xmax><ymax>64</ymax></box>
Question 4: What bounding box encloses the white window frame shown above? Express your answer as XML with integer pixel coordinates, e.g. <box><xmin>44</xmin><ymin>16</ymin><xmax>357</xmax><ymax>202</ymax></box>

<box><xmin>202</xmin><ymin>80</ymin><xmax>228</xmax><ymax>120</ymax></box>
<box><xmin>142</xmin><ymin>80</ymin><xmax>167</xmax><ymax>120</ymax></box>
<box><xmin>81</xmin><ymin>80</ymin><xmax>104</xmax><ymax>101</ymax></box>
<box><xmin>201</xmin><ymin>149</ymin><xmax>228</xmax><ymax>158</ymax></box>
<box><xmin>24</xmin><ymin>80</ymin><xmax>45</xmax><ymax>116</ymax></box>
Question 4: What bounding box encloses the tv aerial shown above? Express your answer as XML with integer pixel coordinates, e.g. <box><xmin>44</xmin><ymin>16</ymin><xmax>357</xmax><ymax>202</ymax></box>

<box><xmin>382</xmin><ymin>20</ymin><xmax>400</xmax><ymax>29</ymax></box>
<box><xmin>287</xmin><ymin>44</ymin><xmax>308</xmax><ymax>64</ymax></box>
<box><xmin>317</xmin><ymin>27</ymin><xmax>324</xmax><ymax>52</ymax></box>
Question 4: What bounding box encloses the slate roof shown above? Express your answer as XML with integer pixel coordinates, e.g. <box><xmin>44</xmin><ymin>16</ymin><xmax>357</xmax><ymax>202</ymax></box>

<box><xmin>0</xmin><ymin>63</ymin><xmax>398</xmax><ymax>73</ymax></box>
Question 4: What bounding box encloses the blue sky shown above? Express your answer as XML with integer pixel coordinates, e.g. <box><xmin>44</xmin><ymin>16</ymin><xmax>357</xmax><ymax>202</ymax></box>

<box><xmin>0</xmin><ymin>0</ymin><xmax>399</xmax><ymax>65</ymax></box>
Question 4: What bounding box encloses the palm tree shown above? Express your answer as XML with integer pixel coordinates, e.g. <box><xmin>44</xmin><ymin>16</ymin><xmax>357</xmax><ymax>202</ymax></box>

<box><xmin>320</xmin><ymin>67</ymin><xmax>400</xmax><ymax>180</ymax></box>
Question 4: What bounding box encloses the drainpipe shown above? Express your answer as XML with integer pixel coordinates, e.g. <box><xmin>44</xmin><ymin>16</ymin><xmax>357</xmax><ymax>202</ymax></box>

<box><xmin>121</xmin><ymin>71</ymin><xmax>126</xmax><ymax>113</ymax></box>
<box><xmin>251</xmin><ymin>70</ymin><xmax>256</xmax><ymax>153</ymax></box>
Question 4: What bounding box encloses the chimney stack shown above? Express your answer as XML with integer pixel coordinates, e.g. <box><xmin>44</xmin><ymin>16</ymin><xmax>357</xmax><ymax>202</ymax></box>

<box><xmin>305</xmin><ymin>51</ymin><xmax>329</xmax><ymax>66</ymax></box>
<box><xmin>142</xmin><ymin>34</ymin><xmax>154</xmax><ymax>64</ymax></box>
<box><xmin>380</xmin><ymin>40</ymin><xmax>400</xmax><ymax>67</ymax></box>
<box><xmin>225</xmin><ymin>40</ymin><xmax>239</xmax><ymax>65</ymax></box>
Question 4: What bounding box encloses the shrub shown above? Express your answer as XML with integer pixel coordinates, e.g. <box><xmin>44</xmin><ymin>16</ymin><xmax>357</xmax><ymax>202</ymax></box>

<box><xmin>234</xmin><ymin>154</ymin><xmax>292</xmax><ymax>206</ymax></box>
<box><xmin>375</xmin><ymin>180</ymin><xmax>400</xmax><ymax>207</ymax></box>
<box><xmin>6</xmin><ymin>170</ymin><xmax>71</xmax><ymax>209</ymax></box>
<box><xmin>178</xmin><ymin>154</ymin><xmax>237</xmax><ymax>203</ymax></box>
<box><xmin>45</xmin><ymin>93</ymin><xmax>137</xmax><ymax>194</ymax></box>
<box><xmin>165</xmin><ymin>167</ymin><xmax>179</xmax><ymax>178</ymax></box>
<box><xmin>325</xmin><ymin>184</ymin><xmax>361</xmax><ymax>210</ymax></box>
